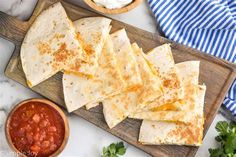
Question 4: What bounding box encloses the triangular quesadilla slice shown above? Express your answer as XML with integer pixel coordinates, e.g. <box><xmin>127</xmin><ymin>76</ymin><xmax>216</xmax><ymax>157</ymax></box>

<box><xmin>110</xmin><ymin>29</ymin><xmax>143</xmax><ymax>90</ymax></box>
<box><xmin>131</xmin><ymin>61</ymin><xmax>200</xmax><ymax>124</ymax></box>
<box><xmin>86</xmin><ymin>29</ymin><xmax>143</xmax><ymax>109</ymax></box>
<box><xmin>66</xmin><ymin>17</ymin><xmax>112</xmax><ymax>76</ymax></box>
<box><xmin>103</xmin><ymin>91</ymin><xmax>138</xmax><ymax>128</ymax></box>
<box><xmin>133</xmin><ymin>43</ymin><xmax>163</xmax><ymax>107</ymax></box>
<box><xmin>139</xmin><ymin>85</ymin><xmax>206</xmax><ymax>146</ymax></box>
<box><xmin>63</xmin><ymin>35</ymin><xmax>125</xmax><ymax>112</ymax></box>
<box><xmin>103</xmin><ymin>43</ymin><xmax>162</xmax><ymax>128</ymax></box>
<box><xmin>21</xmin><ymin>2</ymin><xmax>87</xmax><ymax>87</ymax></box>
<box><xmin>132</xmin><ymin>44</ymin><xmax>184</xmax><ymax>112</ymax></box>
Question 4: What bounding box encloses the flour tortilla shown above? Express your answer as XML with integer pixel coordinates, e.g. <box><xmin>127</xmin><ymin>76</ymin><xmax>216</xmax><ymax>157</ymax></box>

<box><xmin>103</xmin><ymin>91</ymin><xmax>138</xmax><ymax>128</ymax></box>
<box><xmin>86</xmin><ymin>29</ymin><xmax>143</xmax><ymax>109</ymax></box>
<box><xmin>132</xmin><ymin>44</ymin><xmax>184</xmax><ymax>112</ymax></box>
<box><xmin>139</xmin><ymin>85</ymin><xmax>206</xmax><ymax>146</ymax></box>
<box><xmin>69</xmin><ymin>17</ymin><xmax>112</xmax><ymax>76</ymax></box>
<box><xmin>131</xmin><ymin>61</ymin><xmax>200</xmax><ymax>123</ymax></box>
<box><xmin>103</xmin><ymin>43</ymin><xmax>162</xmax><ymax>128</ymax></box>
<box><xmin>21</xmin><ymin>2</ymin><xmax>87</xmax><ymax>87</ymax></box>
<box><xmin>63</xmin><ymin>36</ymin><xmax>125</xmax><ymax>112</ymax></box>
<box><xmin>109</xmin><ymin>29</ymin><xmax>142</xmax><ymax>90</ymax></box>
<box><xmin>133</xmin><ymin>43</ymin><xmax>163</xmax><ymax>107</ymax></box>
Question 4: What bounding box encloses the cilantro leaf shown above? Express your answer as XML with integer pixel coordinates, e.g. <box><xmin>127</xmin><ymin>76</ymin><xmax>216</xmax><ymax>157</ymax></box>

<box><xmin>224</xmin><ymin>134</ymin><xmax>236</xmax><ymax>154</ymax></box>
<box><xmin>117</xmin><ymin>147</ymin><xmax>126</xmax><ymax>155</ymax></box>
<box><xmin>116</xmin><ymin>142</ymin><xmax>125</xmax><ymax>149</ymax></box>
<box><xmin>209</xmin><ymin>121</ymin><xmax>236</xmax><ymax>157</ymax></box>
<box><xmin>102</xmin><ymin>141</ymin><xmax>127</xmax><ymax>157</ymax></box>
<box><xmin>215</xmin><ymin>134</ymin><xmax>227</xmax><ymax>143</ymax></box>
<box><xmin>215</xmin><ymin>121</ymin><xmax>229</xmax><ymax>135</ymax></box>
<box><xmin>229</xmin><ymin>122</ymin><xmax>236</xmax><ymax>134</ymax></box>
<box><xmin>108</xmin><ymin>144</ymin><xmax>116</xmax><ymax>154</ymax></box>
<box><xmin>209</xmin><ymin>148</ymin><xmax>224</xmax><ymax>157</ymax></box>
<box><xmin>103</xmin><ymin>147</ymin><xmax>109</xmax><ymax>157</ymax></box>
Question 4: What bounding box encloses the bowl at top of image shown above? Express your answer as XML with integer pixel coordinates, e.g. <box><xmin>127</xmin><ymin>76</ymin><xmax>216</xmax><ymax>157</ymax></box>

<box><xmin>5</xmin><ymin>98</ymin><xmax>69</xmax><ymax>157</ymax></box>
<box><xmin>84</xmin><ymin>0</ymin><xmax>143</xmax><ymax>14</ymax></box>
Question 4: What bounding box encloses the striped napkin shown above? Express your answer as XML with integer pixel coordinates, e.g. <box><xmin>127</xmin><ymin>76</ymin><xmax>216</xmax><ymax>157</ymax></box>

<box><xmin>148</xmin><ymin>0</ymin><xmax>236</xmax><ymax>116</ymax></box>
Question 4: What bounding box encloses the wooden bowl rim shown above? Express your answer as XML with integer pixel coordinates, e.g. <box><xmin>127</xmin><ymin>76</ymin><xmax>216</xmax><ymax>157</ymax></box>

<box><xmin>84</xmin><ymin>0</ymin><xmax>143</xmax><ymax>14</ymax></box>
<box><xmin>5</xmin><ymin>98</ymin><xmax>69</xmax><ymax>157</ymax></box>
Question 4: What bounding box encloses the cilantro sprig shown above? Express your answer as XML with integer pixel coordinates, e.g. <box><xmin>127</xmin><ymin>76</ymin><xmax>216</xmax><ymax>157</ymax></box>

<box><xmin>209</xmin><ymin>121</ymin><xmax>236</xmax><ymax>157</ymax></box>
<box><xmin>102</xmin><ymin>141</ymin><xmax>126</xmax><ymax>157</ymax></box>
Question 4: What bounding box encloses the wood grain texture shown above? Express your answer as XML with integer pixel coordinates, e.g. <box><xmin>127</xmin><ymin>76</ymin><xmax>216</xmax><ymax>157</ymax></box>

<box><xmin>1</xmin><ymin>0</ymin><xmax>236</xmax><ymax>156</ymax></box>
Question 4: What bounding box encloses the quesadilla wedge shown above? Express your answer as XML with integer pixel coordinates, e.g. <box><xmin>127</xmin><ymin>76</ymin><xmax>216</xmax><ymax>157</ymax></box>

<box><xmin>21</xmin><ymin>2</ymin><xmax>87</xmax><ymax>87</ymax></box>
<box><xmin>86</xmin><ymin>29</ymin><xmax>143</xmax><ymax>109</ymax></box>
<box><xmin>109</xmin><ymin>29</ymin><xmax>143</xmax><ymax>90</ymax></box>
<box><xmin>131</xmin><ymin>44</ymin><xmax>184</xmax><ymax>112</ymax></box>
<box><xmin>103</xmin><ymin>91</ymin><xmax>138</xmax><ymax>128</ymax></box>
<box><xmin>131</xmin><ymin>61</ymin><xmax>200</xmax><ymax>124</ymax></box>
<box><xmin>63</xmin><ymin>35</ymin><xmax>125</xmax><ymax>112</ymax></box>
<box><xmin>139</xmin><ymin>85</ymin><xmax>206</xmax><ymax>146</ymax></box>
<box><xmin>103</xmin><ymin>43</ymin><xmax>162</xmax><ymax>128</ymax></box>
<box><xmin>133</xmin><ymin>44</ymin><xmax>163</xmax><ymax>106</ymax></box>
<box><xmin>68</xmin><ymin>17</ymin><xmax>112</xmax><ymax>76</ymax></box>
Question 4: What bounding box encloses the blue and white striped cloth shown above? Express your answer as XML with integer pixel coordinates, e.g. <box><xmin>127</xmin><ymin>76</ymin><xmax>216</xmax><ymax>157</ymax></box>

<box><xmin>148</xmin><ymin>0</ymin><xmax>236</xmax><ymax>116</ymax></box>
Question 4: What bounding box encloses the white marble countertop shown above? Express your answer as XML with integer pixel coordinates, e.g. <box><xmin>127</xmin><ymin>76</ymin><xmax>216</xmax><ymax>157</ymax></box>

<box><xmin>0</xmin><ymin>0</ymin><xmax>229</xmax><ymax>157</ymax></box>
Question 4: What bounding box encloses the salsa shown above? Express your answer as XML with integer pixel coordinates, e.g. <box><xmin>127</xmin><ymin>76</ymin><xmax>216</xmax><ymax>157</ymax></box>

<box><xmin>8</xmin><ymin>101</ymin><xmax>65</xmax><ymax>157</ymax></box>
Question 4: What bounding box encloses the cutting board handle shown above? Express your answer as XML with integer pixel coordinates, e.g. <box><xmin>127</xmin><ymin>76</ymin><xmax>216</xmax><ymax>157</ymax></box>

<box><xmin>0</xmin><ymin>11</ymin><xmax>29</xmax><ymax>46</ymax></box>
<box><xmin>0</xmin><ymin>0</ymin><xmax>59</xmax><ymax>46</ymax></box>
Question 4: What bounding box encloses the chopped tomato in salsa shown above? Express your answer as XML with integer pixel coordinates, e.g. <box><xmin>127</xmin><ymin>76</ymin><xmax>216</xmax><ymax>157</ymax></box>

<box><xmin>9</xmin><ymin>102</ymin><xmax>65</xmax><ymax>157</ymax></box>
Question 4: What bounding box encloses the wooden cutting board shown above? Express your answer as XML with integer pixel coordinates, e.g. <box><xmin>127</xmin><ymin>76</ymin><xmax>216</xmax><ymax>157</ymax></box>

<box><xmin>1</xmin><ymin>0</ymin><xmax>235</xmax><ymax>156</ymax></box>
